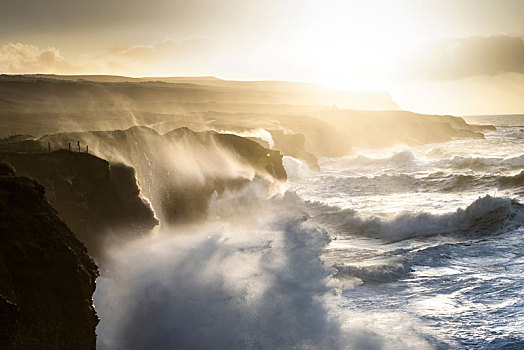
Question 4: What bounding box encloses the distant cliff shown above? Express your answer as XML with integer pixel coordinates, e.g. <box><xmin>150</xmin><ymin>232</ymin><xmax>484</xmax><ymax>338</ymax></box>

<box><xmin>308</xmin><ymin>109</ymin><xmax>486</xmax><ymax>155</ymax></box>
<box><xmin>0</xmin><ymin>150</ymin><xmax>158</xmax><ymax>263</ymax></box>
<box><xmin>0</xmin><ymin>164</ymin><xmax>98</xmax><ymax>349</ymax></box>
<box><xmin>0</xmin><ymin>75</ymin><xmax>493</xmax><ymax>159</ymax></box>
<box><xmin>0</xmin><ymin>76</ymin><xmax>399</xmax><ymax>136</ymax></box>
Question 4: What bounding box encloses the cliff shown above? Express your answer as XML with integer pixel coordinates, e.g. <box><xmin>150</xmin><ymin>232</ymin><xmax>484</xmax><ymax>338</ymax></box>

<box><xmin>1</xmin><ymin>127</ymin><xmax>286</xmax><ymax>225</ymax></box>
<box><xmin>0</xmin><ymin>76</ymin><xmax>399</xmax><ymax>135</ymax></box>
<box><xmin>0</xmin><ymin>150</ymin><xmax>158</xmax><ymax>263</ymax></box>
<box><xmin>268</xmin><ymin>130</ymin><xmax>320</xmax><ymax>171</ymax></box>
<box><xmin>0</xmin><ymin>164</ymin><xmax>98</xmax><ymax>349</ymax></box>
<box><xmin>309</xmin><ymin>109</ymin><xmax>486</xmax><ymax>153</ymax></box>
<box><xmin>0</xmin><ymin>75</ymin><xmax>489</xmax><ymax>159</ymax></box>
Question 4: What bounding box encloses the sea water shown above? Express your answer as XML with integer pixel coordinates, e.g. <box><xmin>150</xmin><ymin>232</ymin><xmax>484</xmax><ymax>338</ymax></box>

<box><xmin>96</xmin><ymin>115</ymin><xmax>524</xmax><ymax>349</ymax></box>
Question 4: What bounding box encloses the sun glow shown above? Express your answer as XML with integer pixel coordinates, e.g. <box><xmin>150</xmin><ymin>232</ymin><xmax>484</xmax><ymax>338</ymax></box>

<box><xmin>284</xmin><ymin>1</ymin><xmax>434</xmax><ymax>91</ymax></box>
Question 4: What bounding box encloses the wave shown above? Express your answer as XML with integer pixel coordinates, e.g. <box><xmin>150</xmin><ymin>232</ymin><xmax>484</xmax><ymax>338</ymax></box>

<box><xmin>325</xmin><ymin>150</ymin><xmax>524</xmax><ymax>173</ymax></box>
<box><xmin>309</xmin><ymin>171</ymin><xmax>524</xmax><ymax>197</ymax></box>
<box><xmin>94</xmin><ymin>186</ymin><xmax>365</xmax><ymax>349</ymax></box>
<box><xmin>334</xmin><ymin>258</ymin><xmax>412</xmax><ymax>284</ymax></box>
<box><xmin>447</xmin><ymin>154</ymin><xmax>524</xmax><ymax>169</ymax></box>
<box><xmin>308</xmin><ymin>173</ymin><xmax>421</xmax><ymax>196</ymax></box>
<box><xmin>435</xmin><ymin>170</ymin><xmax>524</xmax><ymax>192</ymax></box>
<box><xmin>282</xmin><ymin>156</ymin><xmax>315</xmax><ymax>180</ymax></box>
<box><xmin>318</xmin><ymin>195</ymin><xmax>524</xmax><ymax>241</ymax></box>
<box><xmin>496</xmin><ymin>170</ymin><xmax>524</xmax><ymax>188</ymax></box>
<box><xmin>94</xmin><ymin>183</ymin><xmax>436</xmax><ymax>349</ymax></box>
<box><xmin>323</xmin><ymin>149</ymin><xmax>416</xmax><ymax>168</ymax></box>
<box><xmin>505</xmin><ymin>131</ymin><xmax>524</xmax><ymax>139</ymax></box>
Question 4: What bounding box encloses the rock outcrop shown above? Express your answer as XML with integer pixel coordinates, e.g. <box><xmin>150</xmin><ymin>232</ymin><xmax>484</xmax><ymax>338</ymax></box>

<box><xmin>0</xmin><ymin>151</ymin><xmax>158</xmax><ymax>263</ymax></box>
<box><xmin>0</xmin><ymin>165</ymin><xmax>99</xmax><ymax>349</ymax></box>
<box><xmin>268</xmin><ymin>130</ymin><xmax>320</xmax><ymax>171</ymax></box>
<box><xmin>4</xmin><ymin>127</ymin><xmax>286</xmax><ymax>225</ymax></box>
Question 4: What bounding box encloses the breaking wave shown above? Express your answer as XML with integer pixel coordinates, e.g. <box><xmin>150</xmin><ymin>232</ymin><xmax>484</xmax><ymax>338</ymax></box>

<box><xmin>319</xmin><ymin>195</ymin><xmax>524</xmax><ymax>241</ymax></box>
<box><xmin>94</xmin><ymin>185</ymin><xmax>397</xmax><ymax>350</ymax></box>
<box><xmin>447</xmin><ymin>154</ymin><xmax>524</xmax><ymax>169</ymax></box>
<box><xmin>323</xmin><ymin>149</ymin><xmax>416</xmax><ymax>168</ymax></box>
<box><xmin>434</xmin><ymin>171</ymin><xmax>524</xmax><ymax>192</ymax></box>
<box><xmin>334</xmin><ymin>258</ymin><xmax>412</xmax><ymax>284</ymax></box>
<box><xmin>282</xmin><ymin>156</ymin><xmax>315</xmax><ymax>181</ymax></box>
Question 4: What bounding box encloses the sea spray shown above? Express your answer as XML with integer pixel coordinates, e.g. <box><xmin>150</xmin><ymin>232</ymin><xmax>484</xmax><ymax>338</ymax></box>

<box><xmin>95</xmin><ymin>189</ymin><xmax>344</xmax><ymax>349</ymax></box>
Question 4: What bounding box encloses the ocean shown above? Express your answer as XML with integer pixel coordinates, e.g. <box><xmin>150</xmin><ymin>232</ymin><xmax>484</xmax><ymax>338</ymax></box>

<box><xmin>95</xmin><ymin>114</ymin><xmax>524</xmax><ymax>349</ymax></box>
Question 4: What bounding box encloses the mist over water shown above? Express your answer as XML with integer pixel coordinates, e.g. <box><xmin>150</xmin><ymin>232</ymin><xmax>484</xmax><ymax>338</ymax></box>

<box><xmin>94</xmin><ymin>115</ymin><xmax>524</xmax><ymax>349</ymax></box>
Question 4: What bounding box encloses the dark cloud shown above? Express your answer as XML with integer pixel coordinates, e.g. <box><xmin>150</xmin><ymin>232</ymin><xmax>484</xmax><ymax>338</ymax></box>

<box><xmin>0</xmin><ymin>0</ymin><xmax>180</xmax><ymax>32</ymax></box>
<box><xmin>399</xmin><ymin>35</ymin><xmax>524</xmax><ymax>80</ymax></box>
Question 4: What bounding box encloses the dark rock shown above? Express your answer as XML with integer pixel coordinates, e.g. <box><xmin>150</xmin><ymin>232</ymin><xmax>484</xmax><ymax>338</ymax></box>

<box><xmin>0</xmin><ymin>162</ymin><xmax>15</xmax><ymax>176</ymax></box>
<box><xmin>0</xmin><ymin>151</ymin><xmax>158</xmax><ymax>263</ymax></box>
<box><xmin>0</xmin><ymin>170</ymin><xmax>98</xmax><ymax>349</ymax></box>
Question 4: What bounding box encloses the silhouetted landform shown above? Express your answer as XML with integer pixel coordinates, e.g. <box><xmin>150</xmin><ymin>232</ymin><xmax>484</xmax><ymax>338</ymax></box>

<box><xmin>1</xmin><ymin>127</ymin><xmax>286</xmax><ymax>225</ymax></box>
<box><xmin>269</xmin><ymin>130</ymin><xmax>320</xmax><ymax>170</ymax></box>
<box><xmin>16</xmin><ymin>74</ymin><xmax>400</xmax><ymax>109</ymax></box>
<box><xmin>0</xmin><ymin>151</ymin><xmax>158</xmax><ymax>263</ymax></box>
<box><xmin>309</xmin><ymin>109</ymin><xmax>487</xmax><ymax>151</ymax></box>
<box><xmin>0</xmin><ymin>165</ymin><xmax>98</xmax><ymax>349</ymax></box>
<box><xmin>0</xmin><ymin>75</ymin><xmax>492</xmax><ymax>158</ymax></box>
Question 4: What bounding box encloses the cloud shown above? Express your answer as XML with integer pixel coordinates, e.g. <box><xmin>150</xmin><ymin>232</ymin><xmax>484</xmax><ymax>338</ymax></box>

<box><xmin>106</xmin><ymin>38</ymin><xmax>220</xmax><ymax>75</ymax></box>
<box><xmin>0</xmin><ymin>42</ymin><xmax>80</xmax><ymax>74</ymax></box>
<box><xmin>0</xmin><ymin>38</ymin><xmax>220</xmax><ymax>76</ymax></box>
<box><xmin>397</xmin><ymin>35</ymin><xmax>524</xmax><ymax>80</ymax></box>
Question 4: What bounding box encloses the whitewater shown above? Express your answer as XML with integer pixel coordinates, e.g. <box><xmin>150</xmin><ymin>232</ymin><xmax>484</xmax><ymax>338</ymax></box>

<box><xmin>95</xmin><ymin>114</ymin><xmax>524</xmax><ymax>349</ymax></box>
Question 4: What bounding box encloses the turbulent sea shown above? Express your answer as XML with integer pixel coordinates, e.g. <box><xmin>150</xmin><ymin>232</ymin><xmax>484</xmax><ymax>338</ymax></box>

<box><xmin>95</xmin><ymin>115</ymin><xmax>524</xmax><ymax>349</ymax></box>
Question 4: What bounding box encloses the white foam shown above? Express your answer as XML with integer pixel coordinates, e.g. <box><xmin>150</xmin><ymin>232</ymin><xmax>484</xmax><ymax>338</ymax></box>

<box><xmin>337</xmin><ymin>195</ymin><xmax>523</xmax><ymax>241</ymax></box>
<box><xmin>448</xmin><ymin>154</ymin><xmax>524</xmax><ymax>169</ymax></box>
<box><xmin>282</xmin><ymin>156</ymin><xmax>314</xmax><ymax>181</ymax></box>
<box><xmin>95</xmin><ymin>190</ymin><xmax>344</xmax><ymax>349</ymax></box>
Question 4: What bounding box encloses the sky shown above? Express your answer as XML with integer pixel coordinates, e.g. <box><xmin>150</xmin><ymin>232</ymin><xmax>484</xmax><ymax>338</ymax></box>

<box><xmin>1</xmin><ymin>0</ymin><xmax>524</xmax><ymax>115</ymax></box>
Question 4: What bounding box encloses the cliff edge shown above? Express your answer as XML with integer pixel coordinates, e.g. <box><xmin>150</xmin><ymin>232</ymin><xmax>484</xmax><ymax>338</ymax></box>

<box><xmin>0</xmin><ymin>164</ymin><xmax>99</xmax><ymax>349</ymax></box>
<box><xmin>0</xmin><ymin>151</ymin><xmax>158</xmax><ymax>263</ymax></box>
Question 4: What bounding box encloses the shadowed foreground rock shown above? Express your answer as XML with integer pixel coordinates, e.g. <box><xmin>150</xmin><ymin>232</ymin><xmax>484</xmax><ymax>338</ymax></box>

<box><xmin>0</xmin><ymin>151</ymin><xmax>158</xmax><ymax>263</ymax></box>
<box><xmin>0</xmin><ymin>165</ymin><xmax>98</xmax><ymax>349</ymax></box>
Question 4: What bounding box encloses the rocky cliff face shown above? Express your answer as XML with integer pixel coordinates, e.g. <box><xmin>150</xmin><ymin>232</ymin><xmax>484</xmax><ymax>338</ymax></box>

<box><xmin>8</xmin><ymin>127</ymin><xmax>286</xmax><ymax>225</ymax></box>
<box><xmin>0</xmin><ymin>164</ymin><xmax>99</xmax><ymax>349</ymax></box>
<box><xmin>268</xmin><ymin>130</ymin><xmax>320</xmax><ymax>171</ymax></box>
<box><xmin>0</xmin><ymin>150</ymin><xmax>158</xmax><ymax>263</ymax></box>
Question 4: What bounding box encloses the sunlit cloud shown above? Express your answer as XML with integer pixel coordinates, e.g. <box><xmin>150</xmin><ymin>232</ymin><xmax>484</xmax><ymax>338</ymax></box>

<box><xmin>0</xmin><ymin>42</ymin><xmax>80</xmax><ymax>74</ymax></box>
<box><xmin>104</xmin><ymin>38</ymin><xmax>220</xmax><ymax>76</ymax></box>
<box><xmin>0</xmin><ymin>38</ymin><xmax>220</xmax><ymax>76</ymax></box>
